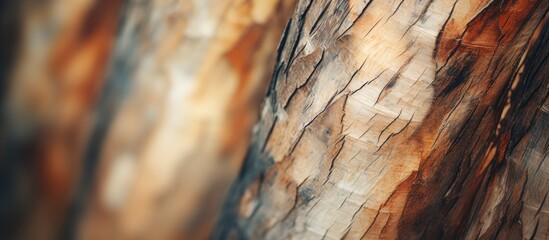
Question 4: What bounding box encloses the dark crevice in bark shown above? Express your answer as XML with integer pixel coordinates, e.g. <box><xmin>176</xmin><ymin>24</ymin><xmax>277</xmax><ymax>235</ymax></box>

<box><xmin>398</xmin><ymin>1</ymin><xmax>549</xmax><ymax>238</ymax></box>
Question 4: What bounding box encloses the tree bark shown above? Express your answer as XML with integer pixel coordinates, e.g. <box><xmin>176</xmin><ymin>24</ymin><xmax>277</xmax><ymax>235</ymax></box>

<box><xmin>215</xmin><ymin>0</ymin><xmax>549</xmax><ymax>239</ymax></box>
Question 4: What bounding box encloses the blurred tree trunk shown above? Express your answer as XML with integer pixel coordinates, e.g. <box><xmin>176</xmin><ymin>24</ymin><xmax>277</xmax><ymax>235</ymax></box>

<box><xmin>75</xmin><ymin>0</ymin><xmax>295</xmax><ymax>239</ymax></box>
<box><xmin>1</xmin><ymin>0</ymin><xmax>122</xmax><ymax>239</ymax></box>
<box><xmin>1</xmin><ymin>0</ymin><xmax>295</xmax><ymax>239</ymax></box>
<box><xmin>215</xmin><ymin>0</ymin><xmax>549</xmax><ymax>239</ymax></box>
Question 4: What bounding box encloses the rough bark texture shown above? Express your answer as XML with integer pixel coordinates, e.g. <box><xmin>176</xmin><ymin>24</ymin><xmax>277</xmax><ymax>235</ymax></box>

<box><xmin>74</xmin><ymin>0</ymin><xmax>295</xmax><ymax>239</ymax></box>
<box><xmin>215</xmin><ymin>0</ymin><xmax>549</xmax><ymax>239</ymax></box>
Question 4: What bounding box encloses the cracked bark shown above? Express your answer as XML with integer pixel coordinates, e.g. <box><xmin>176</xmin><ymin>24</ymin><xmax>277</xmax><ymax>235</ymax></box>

<box><xmin>215</xmin><ymin>0</ymin><xmax>549</xmax><ymax>239</ymax></box>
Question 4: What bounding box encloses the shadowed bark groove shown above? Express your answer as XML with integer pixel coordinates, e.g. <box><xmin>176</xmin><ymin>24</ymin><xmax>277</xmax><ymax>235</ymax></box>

<box><xmin>214</xmin><ymin>0</ymin><xmax>549</xmax><ymax>239</ymax></box>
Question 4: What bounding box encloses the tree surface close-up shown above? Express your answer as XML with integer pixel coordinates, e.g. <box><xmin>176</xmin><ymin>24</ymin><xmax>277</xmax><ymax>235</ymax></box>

<box><xmin>0</xmin><ymin>0</ymin><xmax>548</xmax><ymax>239</ymax></box>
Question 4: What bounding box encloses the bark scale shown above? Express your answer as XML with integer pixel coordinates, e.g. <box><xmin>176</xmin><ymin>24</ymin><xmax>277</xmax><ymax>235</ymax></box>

<box><xmin>215</xmin><ymin>0</ymin><xmax>549</xmax><ymax>239</ymax></box>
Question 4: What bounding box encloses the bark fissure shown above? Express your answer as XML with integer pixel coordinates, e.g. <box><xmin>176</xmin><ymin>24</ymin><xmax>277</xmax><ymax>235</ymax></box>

<box><xmin>214</xmin><ymin>0</ymin><xmax>549</xmax><ymax>239</ymax></box>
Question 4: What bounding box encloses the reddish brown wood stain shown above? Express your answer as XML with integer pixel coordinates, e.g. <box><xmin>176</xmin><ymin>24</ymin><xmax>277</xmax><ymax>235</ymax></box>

<box><xmin>223</xmin><ymin>24</ymin><xmax>264</xmax><ymax>160</ymax></box>
<box><xmin>497</xmin><ymin>131</ymin><xmax>510</xmax><ymax>165</ymax></box>
<box><xmin>377</xmin><ymin>171</ymin><xmax>418</xmax><ymax>239</ymax></box>
<box><xmin>400</xmin><ymin>0</ymin><xmax>548</xmax><ymax>238</ymax></box>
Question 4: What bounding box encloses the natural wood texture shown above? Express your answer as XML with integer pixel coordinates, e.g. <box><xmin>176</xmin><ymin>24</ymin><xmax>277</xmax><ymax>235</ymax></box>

<box><xmin>74</xmin><ymin>0</ymin><xmax>295</xmax><ymax>239</ymax></box>
<box><xmin>215</xmin><ymin>0</ymin><xmax>549</xmax><ymax>239</ymax></box>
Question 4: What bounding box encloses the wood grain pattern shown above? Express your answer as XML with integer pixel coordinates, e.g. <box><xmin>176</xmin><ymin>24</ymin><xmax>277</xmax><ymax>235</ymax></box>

<box><xmin>215</xmin><ymin>0</ymin><xmax>549</xmax><ymax>239</ymax></box>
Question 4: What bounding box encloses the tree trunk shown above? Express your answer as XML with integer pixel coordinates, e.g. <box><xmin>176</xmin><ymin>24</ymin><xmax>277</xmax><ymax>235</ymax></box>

<box><xmin>1</xmin><ymin>0</ymin><xmax>295</xmax><ymax>239</ymax></box>
<box><xmin>215</xmin><ymin>0</ymin><xmax>549</xmax><ymax>239</ymax></box>
<box><xmin>1</xmin><ymin>0</ymin><xmax>122</xmax><ymax>238</ymax></box>
<box><xmin>75</xmin><ymin>0</ymin><xmax>295</xmax><ymax>239</ymax></box>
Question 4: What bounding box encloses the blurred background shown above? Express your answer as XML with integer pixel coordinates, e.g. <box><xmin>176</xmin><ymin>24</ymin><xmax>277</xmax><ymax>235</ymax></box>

<box><xmin>0</xmin><ymin>0</ymin><xmax>294</xmax><ymax>239</ymax></box>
